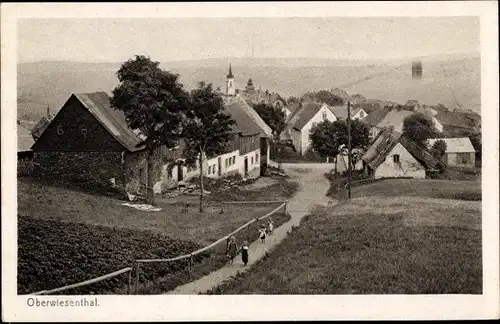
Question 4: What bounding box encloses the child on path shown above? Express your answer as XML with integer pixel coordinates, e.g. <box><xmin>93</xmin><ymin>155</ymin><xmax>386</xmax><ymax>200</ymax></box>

<box><xmin>268</xmin><ymin>218</ymin><xmax>274</xmax><ymax>236</ymax></box>
<box><xmin>226</xmin><ymin>236</ymin><xmax>238</xmax><ymax>265</ymax></box>
<box><xmin>259</xmin><ymin>225</ymin><xmax>267</xmax><ymax>243</ymax></box>
<box><xmin>240</xmin><ymin>240</ymin><xmax>249</xmax><ymax>267</ymax></box>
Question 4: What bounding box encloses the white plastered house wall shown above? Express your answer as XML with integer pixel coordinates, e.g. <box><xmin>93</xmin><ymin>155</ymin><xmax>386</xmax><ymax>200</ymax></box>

<box><xmin>352</xmin><ymin>108</ymin><xmax>368</xmax><ymax>121</ymax></box>
<box><xmin>239</xmin><ymin>148</ymin><xmax>261</xmax><ymax>179</ymax></box>
<box><xmin>300</xmin><ymin>104</ymin><xmax>338</xmax><ymax>155</ymax></box>
<box><xmin>373</xmin><ymin>142</ymin><xmax>426</xmax><ymax>179</ymax></box>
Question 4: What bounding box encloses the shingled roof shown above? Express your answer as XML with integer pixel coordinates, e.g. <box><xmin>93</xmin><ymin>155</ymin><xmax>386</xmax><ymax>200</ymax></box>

<box><xmin>362</xmin><ymin>129</ymin><xmax>445</xmax><ymax>171</ymax></box>
<box><xmin>291</xmin><ymin>102</ymin><xmax>324</xmax><ymax>130</ymax></box>
<box><xmin>363</xmin><ymin>107</ymin><xmax>391</xmax><ymax>127</ymax></box>
<box><xmin>233</xmin><ymin>95</ymin><xmax>272</xmax><ymax>138</ymax></box>
<box><xmin>224</xmin><ymin>100</ymin><xmax>262</xmax><ymax>136</ymax></box>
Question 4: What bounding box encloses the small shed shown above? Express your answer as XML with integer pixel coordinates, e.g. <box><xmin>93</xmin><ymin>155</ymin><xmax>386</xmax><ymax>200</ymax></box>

<box><xmin>428</xmin><ymin>137</ymin><xmax>476</xmax><ymax>168</ymax></box>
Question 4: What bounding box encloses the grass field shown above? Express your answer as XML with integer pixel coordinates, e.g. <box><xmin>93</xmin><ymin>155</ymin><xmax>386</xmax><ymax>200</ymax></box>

<box><xmin>328</xmin><ymin>178</ymin><xmax>481</xmax><ymax>201</ymax></box>
<box><xmin>207</xmin><ymin>180</ymin><xmax>482</xmax><ymax>294</ymax></box>
<box><xmin>17</xmin><ymin>176</ymin><xmax>298</xmax><ymax>294</ymax></box>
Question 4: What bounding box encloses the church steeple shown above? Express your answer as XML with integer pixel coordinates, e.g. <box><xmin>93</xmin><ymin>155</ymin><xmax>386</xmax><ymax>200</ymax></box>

<box><xmin>226</xmin><ymin>63</ymin><xmax>235</xmax><ymax>96</ymax></box>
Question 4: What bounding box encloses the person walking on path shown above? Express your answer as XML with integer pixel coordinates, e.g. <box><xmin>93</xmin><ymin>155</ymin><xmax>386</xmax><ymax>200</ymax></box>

<box><xmin>268</xmin><ymin>218</ymin><xmax>274</xmax><ymax>236</ymax></box>
<box><xmin>240</xmin><ymin>240</ymin><xmax>249</xmax><ymax>267</ymax></box>
<box><xmin>226</xmin><ymin>236</ymin><xmax>238</xmax><ymax>265</ymax></box>
<box><xmin>258</xmin><ymin>225</ymin><xmax>267</xmax><ymax>243</ymax></box>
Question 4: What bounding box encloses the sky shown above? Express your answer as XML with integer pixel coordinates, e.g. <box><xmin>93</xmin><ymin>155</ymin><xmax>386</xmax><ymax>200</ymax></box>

<box><xmin>17</xmin><ymin>17</ymin><xmax>480</xmax><ymax>63</ymax></box>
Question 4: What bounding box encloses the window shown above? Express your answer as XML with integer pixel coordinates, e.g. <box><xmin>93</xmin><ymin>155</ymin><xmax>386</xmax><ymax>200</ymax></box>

<box><xmin>256</xmin><ymin>152</ymin><xmax>259</xmax><ymax>164</ymax></box>
<box><xmin>213</xmin><ymin>164</ymin><xmax>216</xmax><ymax>173</ymax></box>
<box><xmin>232</xmin><ymin>156</ymin><xmax>236</xmax><ymax>164</ymax></box>
<box><xmin>322</xmin><ymin>111</ymin><xmax>327</xmax><ymax>120</ymax></box>
<box><xmin>225</xmin><ymin>158</ymin><xmax>229</xmax><ymax>168</ymax></box>
<box><xmin>251</xmin><ymin>157</ymin><xmax>254</xmax><ymax>165</ymax></box>
<box><xmin>393</xmin><ymin>154</ymin><xmax>400</xmax><ymax>163</ymax></box>
<box><xmin>207</xmin><ymin>165</ymin><xmax>211</xmax><ymax>175</ymax></box>
<box><xmin>56</xmin><ymin>125</ymin><xmax>64</xmax><ymax>135</ymax></box>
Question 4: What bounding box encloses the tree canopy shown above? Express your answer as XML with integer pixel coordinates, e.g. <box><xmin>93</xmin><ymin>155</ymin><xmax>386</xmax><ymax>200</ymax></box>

<box><xmin>402</xmin><ymin>112</ymin><xmax>438</xmax><ymax>146</ymax></box>
<box><xmin>309</xmin><ymin>119</ymin><xmax>371</xmax><ymax>166</ymax></box>
<box><xmin>303</xmin><ymin>90</ymin><xmax>344</xmax><ymax>106</ymax></box>
<box><xmin>182</xmin><ymin>81</ymin><xmax>236</xmax><ymax>211</ymax></box>
<box><xmin>430</xmin><ymin>139</ymin><xmax>447</xmax><ymax>161</ymax></box>
<box><xmin>110</xmin><ymin>55</ymin><xmax>189</xmax><ymax>203</ymax></box>
<box><xmin>252</xmin><ymin>102</ymin><xmax>286</xmax><ymax>138</ymax></box>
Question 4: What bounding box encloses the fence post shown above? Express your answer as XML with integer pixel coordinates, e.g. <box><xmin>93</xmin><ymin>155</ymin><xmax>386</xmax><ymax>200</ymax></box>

<box><xmin>127</xmin><ymin>268</ymin><xmax>132</xmax><ymax>295</ymax></box>
<box><xmin>189</xmin><ymin>254</ymin><xmax>194</xmax><ymax>279</ymax></box>
<box><xmin>134</xmin><ymin>262</ymin><xmax>140</xmax><ymax>295</ymax></box>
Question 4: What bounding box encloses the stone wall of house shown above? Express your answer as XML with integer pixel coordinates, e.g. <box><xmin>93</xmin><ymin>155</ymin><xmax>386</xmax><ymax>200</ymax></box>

<box><xmin>33</xmin><ymin>151</ymin><xmax>125</xmax><ymax>191</ymax></box>
<box><xmin>374</xmin><ymin>143</ymin><xmax>426</xmax><ymax>179</ymax></box>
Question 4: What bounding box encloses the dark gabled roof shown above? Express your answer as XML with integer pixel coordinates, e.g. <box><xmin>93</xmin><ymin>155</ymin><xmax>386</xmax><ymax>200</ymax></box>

<box><xmin>224</xmin><ymin>101</ymin><xmax>262</xmax><ymax>137</ymax></box>
<box><xmin>362</xmin><ymin>128</ymin><xmax>445</xmax><ymax>171</ymax></box>
<box><xmin>73</xmin><ymin>92</ymin><xmax>144</xmax><ymax>152</ymax></box>
<box><xmin>363</xmin><ymin>107</ymin><xmax>391</xmax><ymax>127</ymax></box>
<box><xmin>291</xmin><ymin>102</ymin><xmax>324</xmax><ymax>130</ymax></box>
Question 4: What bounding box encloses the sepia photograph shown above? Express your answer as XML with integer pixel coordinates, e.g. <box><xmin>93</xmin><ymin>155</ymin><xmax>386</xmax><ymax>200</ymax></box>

<box><xmin>2</xmin><ymin>1</ymin><xmax>499</xmax><ymax>321</ymax></box>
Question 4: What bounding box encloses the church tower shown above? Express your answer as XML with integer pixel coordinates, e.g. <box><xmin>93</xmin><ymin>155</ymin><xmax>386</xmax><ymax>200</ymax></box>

<box><xmin>226</xmin><ymin>64</ymin><xmax>235</xmax><ymax>96</ymax></box>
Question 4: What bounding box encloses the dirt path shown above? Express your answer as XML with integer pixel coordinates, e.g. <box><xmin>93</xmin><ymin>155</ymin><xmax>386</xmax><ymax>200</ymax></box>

<box><xmin>166</xmin><ymin>162</ymin><xmax>334</xmax><ymax>295</ymax></box>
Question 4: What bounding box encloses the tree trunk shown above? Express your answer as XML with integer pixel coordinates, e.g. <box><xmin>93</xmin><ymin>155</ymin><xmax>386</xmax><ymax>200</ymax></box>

<box><xmin>199</xmin><ymin>150</ymin><xmax>204</xmax><ymax>213</ymax></box>
<box><xmin>146</xmin><ymin>149</ymin><xmax>155</xmax><ymax>205</ymax></box>
<box><xmin>334</xmin><ymin>156</ymin><xmax>338</xmax><ymax>176</ymax></box>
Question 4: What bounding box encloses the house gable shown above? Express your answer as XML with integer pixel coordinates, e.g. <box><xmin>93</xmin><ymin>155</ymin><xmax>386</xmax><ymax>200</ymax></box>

<box><xmin>373</xmin><ymin>142</ymin><xmax>426</xmax><ymax>179</ymax></box>
<box><xmin>31</xmin><ymin>95</ymin><xmax>125</xmax><ymax>152</ymax></box>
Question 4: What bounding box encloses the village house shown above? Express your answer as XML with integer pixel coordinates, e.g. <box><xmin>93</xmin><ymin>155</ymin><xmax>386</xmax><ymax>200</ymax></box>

<box><xmin>370</xmin><ymin>108</ymin><xmax>443</xmax><ymax>139</ymax></box>
<box><xmin>223</xmin><ymin>65</ymin><xmax>273</xmax><ymax>172</ymax></box>
<box><xmin>362</xmin><ymin>107</ymin><xmax>391</xmax><ymax>139</ymax></box>
<box><xmin>361</xmin><ymin>129</ymin><xmax>445</xmax><ymax>179</ymax></box>
<box><xmin>285</xmin><ymin>101</ymin><xmax>338</xmax><ymax>155</ymax></box>
<box><xmin>30</xmin><ymin>91</ymin><xmax>267</xmax><ymax>197</ymax></box>
<box><xmin>427</xmin><ymin>137</ymin><xmax>476</xmax><ymax>168</ymax></box>
<box><xmin>329</xmin><ymin>103</ymin><xmax>368</xmax><ymax>121</ymax></box>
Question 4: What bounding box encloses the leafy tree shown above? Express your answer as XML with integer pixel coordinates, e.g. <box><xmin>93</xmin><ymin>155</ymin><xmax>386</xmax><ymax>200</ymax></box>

<box><xmin>303</xmin><ymin>90</ymin><xmax>344</xmax><ymax>106</ymax></box>
<box><xmin>252</xmin><ymin>102</ymin><xmax>286</xmax><ymax>139</ymax></box>
<box><xmin>402</xmin><ymin>112</ymin><xmax>438</xmax><ymax>146</ymax></box>
<box><xmin>182</xmin><ymin>82</ymin><xmax>236</xmax><ymax>212</ymax></box>
<box><xmin>430</xmin><ymin>139</ymin><xmax>447</xmax><ymax>161</ymax></box>
<box><xmin>111</xmin><ymin>55</ymin><xmax>189</xmax><ymax>204</ymax></box>
<box><xmin>310</xmin><ymin>119</ymin><xmax>370</xmax><ymax>171</ymax></box>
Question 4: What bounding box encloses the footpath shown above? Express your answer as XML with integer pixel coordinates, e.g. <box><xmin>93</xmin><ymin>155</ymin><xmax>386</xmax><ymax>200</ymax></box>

<box><xmin>166</xmin><ymin>163</ymin><xmax>333</xmax><ymax>295</ymax></box>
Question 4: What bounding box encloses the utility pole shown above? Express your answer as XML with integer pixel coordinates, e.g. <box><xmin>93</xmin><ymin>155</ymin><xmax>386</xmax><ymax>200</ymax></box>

<box><xmin>347</xmin><ymin>101</ymin><xmax>352</xmax><ymax>200</ymax></box>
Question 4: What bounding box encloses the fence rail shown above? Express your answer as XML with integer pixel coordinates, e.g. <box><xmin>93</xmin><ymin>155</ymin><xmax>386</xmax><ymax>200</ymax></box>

<box><xmin>32</xmin><ymin>267</ymin><xmax>133</xmax><ymax>295</ymax></box>
<box><xmin>30</xmin><ymin>200</ymin><xmax>288</xmax><ymax>295</ymax></box>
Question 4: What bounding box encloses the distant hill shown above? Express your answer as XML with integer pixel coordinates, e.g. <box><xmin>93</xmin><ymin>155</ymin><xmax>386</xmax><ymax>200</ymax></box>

<box><xmin>17</xmin><ymin>53</ymin><xmax>481</xmax><ymax>121</ymax></box>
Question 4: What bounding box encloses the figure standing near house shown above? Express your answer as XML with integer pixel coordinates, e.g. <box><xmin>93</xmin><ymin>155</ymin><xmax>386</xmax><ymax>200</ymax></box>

<box><xmin>259</xmin><ymin>225</ymin><xmax>267</xmax><ymax>243</ymax></box>
<box><xmin>226</xmin><ymin>236</ymin><xmax>238</xmax><ymax>265</ymax></box>
<box><xmin>268</xmin><ymin>218</ymin><xmax>274</xmax><ymax>236</ymax></box>
<box><xmin>240</xmin><ymin>240</ymin><xmax>249</xmax><ymax>267</ymax></box>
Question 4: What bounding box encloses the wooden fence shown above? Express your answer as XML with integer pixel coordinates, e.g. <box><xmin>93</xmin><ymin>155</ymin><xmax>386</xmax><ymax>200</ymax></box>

<box><xmin>132</xmin><ymin>201</ymin><xmax>288</xmax><ymax>293</ymax></box>
<box><xmin>30</xmin><ymin>200</ymin><xmax>288</xmax><ymax>295</ymax></box>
